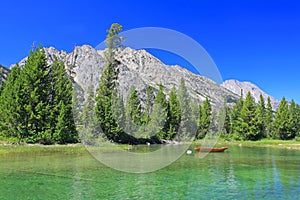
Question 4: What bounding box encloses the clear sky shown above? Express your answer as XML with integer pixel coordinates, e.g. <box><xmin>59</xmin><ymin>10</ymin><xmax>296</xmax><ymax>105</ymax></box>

<box><xmin>1</xmin><ymin>0</ymin><xmax>300</xmax><ymax>103</ymax></box>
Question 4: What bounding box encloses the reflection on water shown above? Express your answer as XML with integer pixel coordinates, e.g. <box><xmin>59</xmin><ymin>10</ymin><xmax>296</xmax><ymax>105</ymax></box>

<box><xmin>0</xmin><ymin>145</ymin><xmax>300</xmax><ymax>199</ymax></box>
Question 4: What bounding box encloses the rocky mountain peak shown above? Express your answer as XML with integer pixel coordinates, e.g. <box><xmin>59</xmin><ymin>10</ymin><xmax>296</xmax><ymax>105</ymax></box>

<box><xmin>221</xmin><ymin>79</ymin><xmax>280</xmax><ymax>110</ymax></box>
<box><xmin>9</xmin><ymin>45</ymin><xmax>245</xmax><ymax>108</ymax></box>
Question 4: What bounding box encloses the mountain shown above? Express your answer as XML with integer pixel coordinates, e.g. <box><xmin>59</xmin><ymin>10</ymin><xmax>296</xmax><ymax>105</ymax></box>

<box><xmin>0</xmin><ymin>64</ymin><xmax>10</xmax><ymax>83</ymax></box>
<box><xmin>0</xmin><ymin>64</ymin><xmax>10</xmax><ymax>92</ymax></box>
<box><xmin>221</xmin><ymin>79</ymin><xmax>280</xmax><ymax>110</ymax></box>
<box><xmin>16</xmin><ymin>45</ymin><xmax>240</xmax><ymax>107</ymax></box>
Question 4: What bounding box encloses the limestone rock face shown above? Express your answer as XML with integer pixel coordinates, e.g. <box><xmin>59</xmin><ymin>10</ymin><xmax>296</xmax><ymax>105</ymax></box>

<box><xmin>221</xmin><ymin>79</ymin><xmax>280</xmax><ymax>110</ymax></box>
<box><xmin>13</xmin><ymin>45</ymin><xmax>240</xmax><ymax>106</ymax></box>
<box><xmin>0</xmin><ymin>65</ymin><xmax>10</xmax><ymax>83</ymax></box>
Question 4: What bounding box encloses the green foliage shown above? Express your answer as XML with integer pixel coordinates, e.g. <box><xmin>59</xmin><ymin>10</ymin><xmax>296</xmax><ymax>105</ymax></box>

<box><xmin>152</xmin><ymin>84</ymin><xmax>169</xmax><ymax>140</ymax></box>
<box><xmin>167</xmin><ymin>87</ymin><xmax>181</xmax><ymax>139</ymax></box>
<box><xmin>54</xmin><ymin>101</ymin><xmax>77</xmax><ymax>144</ymax></box>
<box><xmin>95</xmin><ymin>23</ymin><xmax>123</xmax><ymax>142</ymax></box>
<box><xmin>0</xmin><ymin>48</ymin><xmax>77</xmax><ymax>144</ymax></box>
<box><xmin>177</xmin><ymin>78</ymin><xmax>195</xmax><ymax>141</ymax></box>
<box><xmin>80</xmin><ymin>77</ymin><xmax>103</xmax><ymax>144</ymax></box>
<box><xmin>273</xmin><ymin>97</ymin><xmax>290</xmax><ymax>140</ymax></box>
<box><xmin>230</xmin><ymin>96</ymin><xmax>244</xmax><ymax>139</ymax></box>
<box><xmin>265</xmin><ymin>97</ymin><xmax>274</xmax><ymax>138</ymax></box>
<box><xmin>0</xmin><ymin>65</ymin><xmax>23</xmax><ymax>139</ymax></box>
<box><xmin>125</xmin><ymin>86</ymin><xmax>142</xmax><ymax>126</ymax></box>
<box><xmin>197</xmin><ymin>97</ymin><xmax>211</xmax><ymax>139</ymax></box>
<box><xmin>142</xmin><ymin>85</ymin><xmax>155</xmax><ymax>124</ymax></box>
<box><xmin>219</xmin><ymin>101</ymin><xmax>231</xmax><ymax>139</ymax></box>
<box><xmin>238</xmin><ymin>92</ymin><xmax>260</xmax><ymax>140</ymax></box>
<box><xmin>287</xmin><ymin>100</ymin><xmax>299</xmax><ymax>139</ymax></box>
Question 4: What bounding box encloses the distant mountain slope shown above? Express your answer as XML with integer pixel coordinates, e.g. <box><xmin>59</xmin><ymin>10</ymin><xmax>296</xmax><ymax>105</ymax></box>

<box><xmin>16</xmin><ymin>45</ymin><xmax>239</xmax><ymax>107</ymax></box>
<box><xmin>221</xmin><ymin>79</ymin><xmax>280</xmax><ymax>110</ymax></box>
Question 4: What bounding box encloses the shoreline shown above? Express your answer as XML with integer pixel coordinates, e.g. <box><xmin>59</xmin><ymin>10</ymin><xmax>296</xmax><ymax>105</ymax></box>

<box><xmin>1</xmin><ymin>139</ymin><xmax>300</xmax><ymax>154</ymax></box>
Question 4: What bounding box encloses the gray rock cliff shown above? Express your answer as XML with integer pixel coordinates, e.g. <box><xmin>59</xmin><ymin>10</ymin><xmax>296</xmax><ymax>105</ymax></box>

<box><xmin>221</xmin><ymin>79</ymin><xmax>280</xmax><ymax>110</ymax></box>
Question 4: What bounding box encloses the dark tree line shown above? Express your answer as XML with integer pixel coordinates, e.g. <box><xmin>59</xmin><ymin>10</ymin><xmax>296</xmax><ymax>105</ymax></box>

<box><xmin>220</xmin><ymin>92</ymin><xmax>300</xmax><ymax>141</ymax></box>
<box><xmin>0</xmin><ymin>47</ymin><xmax>77</xmax><ymax>144</ymax></box>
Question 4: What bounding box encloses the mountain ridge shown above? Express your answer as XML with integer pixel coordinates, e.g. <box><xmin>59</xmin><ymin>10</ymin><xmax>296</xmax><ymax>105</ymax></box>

<box><xmin>3</xmin><ymin>45</ymin><xmax>280</xmax><ymax>110</ymax></box>
<box><xmin>221</xmin><ymin>79</ymin><xmax>280</xmax><ymax>109</ymax></box>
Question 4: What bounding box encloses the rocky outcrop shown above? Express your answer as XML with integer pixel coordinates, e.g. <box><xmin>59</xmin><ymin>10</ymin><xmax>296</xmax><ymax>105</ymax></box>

<box><xmin>221</xmin><ymin>79</ymin><xmax>280</xmax><ymax>110</ymax></box>
<box><xmin>13</xmin><ymin>45</ymin><xmax>241</xmax><ymax>107</ymax></box>
<box><xmin>0</xmin><ymin>64</ymin><xmax>10</xmax><ymax>84</ymax></box>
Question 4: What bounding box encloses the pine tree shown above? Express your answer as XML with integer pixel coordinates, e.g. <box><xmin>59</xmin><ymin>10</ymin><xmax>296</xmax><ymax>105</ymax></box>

<box><xmin>197</xmin><ymin>97</ymin><xmax>211</xmax><ymax>139</ymax></box>
<box><xmin>124</xmin><ymin>86</ymin><xmax>144</xmax><ymax>138</ymax></box>
<box><xmin>152</xmin><ymin>84</ymin><xmax>169</xmax><ymax>140</ymax></box>
<box><xmin>54</xmin><ymin>101</ymin><xmax>77</xmax><ymax>143</ymax></box>
<box><xmin>80</xmin><ymin>76</ymin><xmax>101</xmax><ymax>144</ymax></box>
<box><xmin>219</xmin><ymin>101</ymin><xmax>231</xmax><ymax>140</ymax></box>
<box><xmin>295</xmin><ymin>104</ymin><xmax>300</xmax><ymax>137</ymax></box>
<box><xmin>0</xmin><ymin>65</ymin><xmax>24</xmax><ymax>140</ymax></box>
<box><xmin>254</xmin><ymin>94</ymin><xmax>266</xmax><ymax>139</ymax></box>
<box><xmin>148</xmin><ymin>98</ymin><xmax>167</xmax><ymax>140</ymax></box>
<box><xmin>177</xmin><ymin>78</ymin><xmax>194</xmax><ymax>141</ymax></box>
<box><xmin>287</xmin><ymin>100</ymin><xmax>298</xmax><ymax>139</ymax></box>
<box><xmin>95</xmin><ymin>23</ymin><xmax>123</xmax><ymax>142</ymax></box>
<box><xmin>167</xmin><ymin>87</ymin><xmax>181</xmax><ymax>140</ymax></box>
<box><xmin>112</xmin><ymin>90</ymin><xmax>126</xmax><ymax>132</ymax></box>
<box><xmin>49</xmin><ymin>58</ymin><xmax>77</xmax><ymax>143</ymax></box>
<box><xmin>142</xmin><ymin>85</ymin><xmax>155</xmax><ymax>124</ymax></box>
<box><xmin>125</xmin><ymin>86</ymin><xmax>142</xmax><ymax>126</ymax></box>
<box><xmin>230</xmin><ymin>96</ymin><xmax>244</xmax><ymax>139</ymax></box>
<box><xmin>265</xmin><ymin>97</ymin><xmax>274</xmax><ymax>138</ymax></box>
<box><xmin>273</xmin><ymin>97</ymin><xmax>289</xmax><ymax>140</ymax></box>
<box><xmin>15</xmin><ymin>47</ymin><xmax>52</xmax><ymax>143</ymax></box>
<box><xmin>238</xmin><ymin>92</ymin><xmax>258</xmax><ymax>140</ymax></box>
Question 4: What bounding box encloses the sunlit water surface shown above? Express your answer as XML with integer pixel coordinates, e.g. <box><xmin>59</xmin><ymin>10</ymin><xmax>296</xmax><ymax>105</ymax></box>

<box><xmin>0</xmin><ymin>145</ymin><xmax>300</xmax><ymax>199</ymax></box>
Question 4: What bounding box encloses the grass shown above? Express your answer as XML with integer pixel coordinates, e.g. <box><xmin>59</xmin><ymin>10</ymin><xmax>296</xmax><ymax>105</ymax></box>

<box><xmin>1</xmin><ymin>136</ymin><xmax>300</xmax><ymax>155</ymax></box>
<box><xmin>192</xmin><ymin>138</ymin><xmax>300</xmax><ymax>150</ymax></box>
<box><xmin>0</xmin><ymin>143</ymin><xmax>88</xmax><ymax>155</ymax></box>
<box><xmin>219</xmin><ymin>139</ymin><xmax>300</xmax><ymax>150</ymax></box>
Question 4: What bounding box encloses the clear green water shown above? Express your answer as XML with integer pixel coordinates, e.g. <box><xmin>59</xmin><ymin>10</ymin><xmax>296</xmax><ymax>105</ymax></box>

<box><xmin>0</xmin><ymin>145</ymin><xmax>300</xmax><ymax>200</ymax></box>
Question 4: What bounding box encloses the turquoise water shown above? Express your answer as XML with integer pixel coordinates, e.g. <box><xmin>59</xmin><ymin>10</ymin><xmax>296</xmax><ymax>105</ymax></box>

<box><xmin>0</xmin><ymin>145</ymin><xmax>300</xmax><ymax>199</ymax></box>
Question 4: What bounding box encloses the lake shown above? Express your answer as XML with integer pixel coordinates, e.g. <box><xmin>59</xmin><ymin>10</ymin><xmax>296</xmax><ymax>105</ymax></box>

<box><xmin>0</xmin><ymin>145</ymin><xmax>300</xmax><ymax>199</ymax></box>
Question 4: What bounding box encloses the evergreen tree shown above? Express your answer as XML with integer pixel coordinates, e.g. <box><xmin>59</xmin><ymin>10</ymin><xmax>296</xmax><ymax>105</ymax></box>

<box><xmin>219</xmin><ymin>101</ymin><xmax>231</xmax><ymax>140</ymax></box>
<box><xmin>152</xmin><ymin>84</ymin><xmax>169</xmax><ymax>139</ymax></box>
<box><xmin>49</xmin><ymin>58</ymin><xmax>77</xmax><ymax>143</ymax></box>
<box><xmin>265</xmin><ymin>97</ymin><xmax>274</xmax><ymax>138</ymax></box>
<box><xmin>54</xmin><ymin>101</ymin><xmax>77</xmax><ymax>143</ymax></box>
<box><xmin>125</xmin><ymin>86</ymin><xmax>142</xmax><ymax>126</ymax></box>
<box><xmin>112</xmin><ymin>90</ymin><xmax>126</xmax><ymax>131</ymax></box>
<box><xmin>273</xmin><ymin>97</ymin><xmax>289</xmax><ymax>140</ymax></box>
<box><xmin>0</xmin><ymin>49</ymin><xmax>78</xmax><ymax>144</ymax></box>
<box><xmin>230</xmin><ymin>96</ymin><xmax>244</xmax><ymax>139</ymax></box>
<box><xmin>197</xmin><ymin>97</ymin><xmax>211</xmax><ymax>139</ymax></box>
<box><xmin>295</xmin><ymin>104</ymin><xmax>300</xmax><ymax>137</ymax></box>
<box><xmin>287</xmin><ymin>100</ymin><xmax>298</xmax><ymax>139</ymax></box>
<box><xmin>238</xmin><ymin>92</ymin><xmax>259</xmax><ymax>140</ymax></box>
<box><xmin>177</xmin><ymin>78</ymin><xmax>194</xmax><ymax>140</ymax></box>
<box><xmin>0</xmin><ymin>65</ymin><xmax>24</xmax><ymax>140</ymax></box>
<box><xmin>72</xmin><ymin>83</ymin><xmax>83</xmax><ymax>126</ymax></box>
<box><xmin>254</xmin><ymin>94</ymin><xmax>266</xmax><ymax>139</ymax></box>
<box><xmin>80</xmin><ymin>76</ymin><xmax>101</xmax><ymax>144</ymax></box>
<box><xmin>142</xmin><ymin>85</ymin><xmax>155</xmax><ymax>124</ymax></box>
<box><xmin>148</xmin><ymin>98</ymin><xmax>167</xmax><ymax>140</ymax></box>
<box><xmin>95</xmin><ymin>23</ymin><xmax>123</xmax><ymax>142</ymax></box>
<box><xmin>167</xmin><ymin>87</ymin><xmax>181</xmax><ymax>140</ymax></box>
<box><xmin>16</xmin><ymin>47</ymin><xmax>52</xmax><ymax>142</ymax></box>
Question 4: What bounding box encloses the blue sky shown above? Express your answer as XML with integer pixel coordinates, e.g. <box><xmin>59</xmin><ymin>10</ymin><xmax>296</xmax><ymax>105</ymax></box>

<box><xmin>1</xmin><ymin>0</ymin><xmax>300</xmax><ymax>103</ymax></box>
